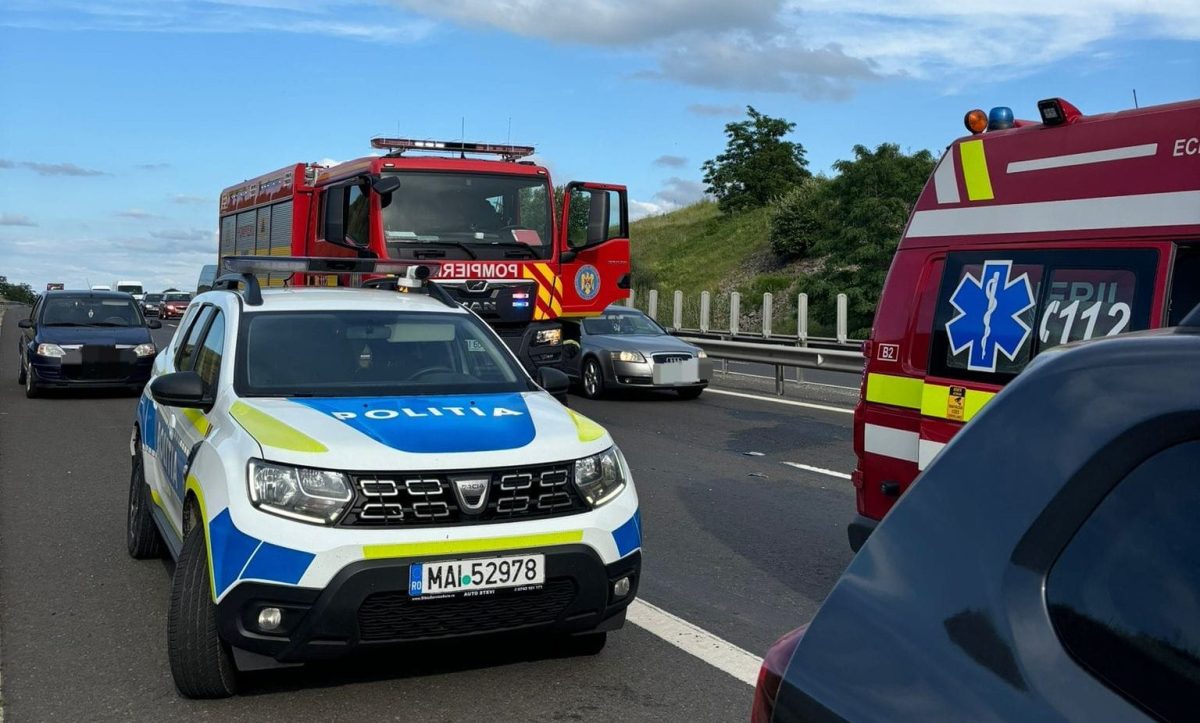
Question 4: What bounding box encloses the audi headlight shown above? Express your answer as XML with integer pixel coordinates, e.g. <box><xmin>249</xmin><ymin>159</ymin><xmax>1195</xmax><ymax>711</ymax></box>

<box><xmin>611</xmin><ymin>350</ymin><xmax>645</xmax><ymax>363</ymax></box>
<box><xmin>573</xmin><ymin>446</ymin><xmax>627</xmax><ymax>507</ymax></box>
<box><xmin>133</xmin><ymin>343</ymin><xmax>156</xmax><ymax>358</ymax></box>
<box><xmin>535</xmin><ymin>328</ymin><xmax>562</xmax><ymax>346</ymax></box>
<box><xmin>248</xmin><ymin>459</ymin><xmax>352</xmax><ymax>524</ymax></box>
<box><xmin>36</xmin><ymin>343</ymin><xmax>66</xmax><ymax>358</ymax></box>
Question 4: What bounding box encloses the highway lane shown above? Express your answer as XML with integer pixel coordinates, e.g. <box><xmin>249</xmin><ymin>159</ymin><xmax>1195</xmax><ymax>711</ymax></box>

<box><xmin>0</xmin><ymin>311</ymin><xmax>857</xmax><ymax>720</ymax></box>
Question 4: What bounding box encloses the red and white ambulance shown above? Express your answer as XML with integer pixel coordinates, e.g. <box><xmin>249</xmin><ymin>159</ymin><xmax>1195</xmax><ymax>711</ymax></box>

<box><xmin>850</xmin><ymin>97</ymin><xmax>1200</xmax><ymax>550</ymax></box>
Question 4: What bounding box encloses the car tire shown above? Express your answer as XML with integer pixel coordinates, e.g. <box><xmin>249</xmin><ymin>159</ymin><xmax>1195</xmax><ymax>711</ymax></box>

<box><xmin>127</xmin><ymin>429</ymin><xmax>164</xmax><ymax>560</ymax></box>
<box><xmin>17</xmin><ymin>356</ymin><xmax>26</xmax><ymax>385</ymax></box>
<box><xmin>677</xmin><ymin>387</ymin><xmax>704</xmax><ymax>400</ymax></box>
<box><xmin>23</xmin><ymin>363</ymin><xmax>40</xmax><ymax>398</ymax></box>
<box><xmin>168</xmin><ymin>513</ymin><xmax>238</xmax><ymax>699</ymax></box>
<box><xmin>582</xmin><ymin>358</ymin><xmax>606</xmax><ymax>400</ymax></box>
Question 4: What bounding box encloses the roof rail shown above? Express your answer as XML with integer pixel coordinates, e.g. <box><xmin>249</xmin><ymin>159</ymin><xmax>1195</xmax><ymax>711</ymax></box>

<box><xmin>212</xmin><ymin>272</ymin><xmax>262</xmax><ymax>306</ymax></box>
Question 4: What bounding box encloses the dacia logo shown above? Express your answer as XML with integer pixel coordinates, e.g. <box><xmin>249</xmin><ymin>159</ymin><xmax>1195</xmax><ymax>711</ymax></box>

<box><xmin>331</xmin><ymin>407</ymin><xmax>524</xmax><ymax>420</ymax></box>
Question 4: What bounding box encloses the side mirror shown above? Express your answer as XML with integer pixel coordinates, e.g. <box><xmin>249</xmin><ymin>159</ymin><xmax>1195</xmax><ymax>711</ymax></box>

<box><xmin>322</xmin><ymin>186</ymin><xmax>347</xmax><ymax>245</ymax></box>
<box><xmin>563</xmin><ymin>342</ymin><xmax>580</xmax><ymax>360</ymax></box>
<box><xmin>537</xmin><ymin>366</ymin><xmax>571</xmax><ymax>405</ymax></box>
<box><xmin>18</xmin><ymin>319</ymin><xmax>33</xmax><ymax>329</ymax></box>
<box><xmin>149</xmin><ymin>371</ymin><xmax>211</xmax><ymax>411</ymax></box>
<box><xmin>560</xmin><ymin>250</ymin><xmax>577</xmax><ymax>263</ymax></box>
<box><xmin>147</xmin><ymin>319</ymin><xmax>162</xmax><ymax>329</ymax></box>
<box><xmin>371</xmin><ymin>175</ymin><xmax>401</xmax><ymax>195</ymax></box>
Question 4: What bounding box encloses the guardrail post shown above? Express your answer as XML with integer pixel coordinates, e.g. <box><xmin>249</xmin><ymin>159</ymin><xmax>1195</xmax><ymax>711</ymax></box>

<box><xmin>775</xmin><ymin>365</ymin><xmax>785</xmax><ymax>396</ymax></box>
<box><xmin>648</xmin><ymin>289</ymin><xmax>658</xmax><ymax>320</ymax></box>
<box><xmin>700</xmin><ymin>291</ymin><xmax>711</xmax><ymax>333</ymax></box>
<box><xmin>626</xmin><ymin>288</ymin><xmax>635</xmax><ymax>308</ymax></box>
<box><xmin>762</xmin><ymin>293</ymin><xmax>773</xmax><ymax>338</ymax></box>
<box><xmin>673</xmin><ymin>290</ymin><xmax>683</xmax><ymax>329</ymax></box>
<box><xmin>729</xmin><ymin>292</ymin><xmax>740</xmax><ymax>336</ymax></box>
<box><xmin>797</xmin><ymin>293</ymin><xmax>808</xmax><ymax>346</ymax></box>
<box><xmin>836</xmin><ymin>293</ymin><xmax>848</xmax><ymax>344</ymax></box>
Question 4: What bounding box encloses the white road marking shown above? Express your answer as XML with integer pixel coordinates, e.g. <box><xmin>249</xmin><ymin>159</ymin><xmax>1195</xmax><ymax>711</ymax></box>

<box><xmin>706</xmin><ymin>388</ymin><xmax>854</xmax><ymax>415</ymax></box>
<box><xmin>627</xmin><ymin>599</ymin><xmax>762</xmax><ymax>687</ymax></box>
<box><xmin>781</xmin><ymin>461</ymin><xmax>852</xmax><ymax>480</ymax></box>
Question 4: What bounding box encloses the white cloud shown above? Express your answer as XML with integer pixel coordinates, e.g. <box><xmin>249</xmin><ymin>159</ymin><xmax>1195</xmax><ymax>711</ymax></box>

<box><xmin>631</xmin><ymin>176</ymin><xmax>707</xmax><ymax>219</ymax></box>
<box><xmin>0</xmin><ymin>213</ymin><xmax>37</xmax><ymax>227</ymax></box>
<box><xmin>687</xmin><ymin>104</ymin><xmax>744</xmax><ymax>117</ymax></box>
<box><xmin>170</xmin><ymin>194</ymin><xmax>211</xmax><ymax>205</ymax></box>
<box><xmin>0</xmin><ymin>159</ymin><xmax>106</xmax><ymax>176</ymax></box>
<box><xmin>653</xmin><ymin>155</ymin><xmax>688</xmax><ymax>168</ymax></box>
<box><xmin>117</xmin><ymin>209</ymin><xmax>160</xmax><ymax>220</ymax></box>
<box><xmin>0</xmin><ymin>233</ymin><xmax>216</xmax><ymax>293</ymax></box>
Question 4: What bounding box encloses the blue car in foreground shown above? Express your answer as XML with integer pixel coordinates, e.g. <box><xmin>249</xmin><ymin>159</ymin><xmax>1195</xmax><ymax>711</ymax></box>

<box><xmin>17</xmin><ymin>290</ymin><xmax>161</xmax><ymax>397</ymax></box>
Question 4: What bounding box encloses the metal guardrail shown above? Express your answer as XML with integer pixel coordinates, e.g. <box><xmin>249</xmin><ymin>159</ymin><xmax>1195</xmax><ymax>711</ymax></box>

<box><xmin>678</xmin><ymin>336</ymin><xmax>864</xmax><ymax>395</ymax></box>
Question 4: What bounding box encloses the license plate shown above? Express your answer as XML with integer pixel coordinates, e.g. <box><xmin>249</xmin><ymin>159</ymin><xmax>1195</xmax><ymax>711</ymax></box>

<box><xmin>409</xmin><ymin>554</ymin><xmax>544</xmax><ymax>597</ymax></box>
<box><xmin>653</xmin><ymin>357</ymin><xmax>699</xmax><ymax>384</ymax></box>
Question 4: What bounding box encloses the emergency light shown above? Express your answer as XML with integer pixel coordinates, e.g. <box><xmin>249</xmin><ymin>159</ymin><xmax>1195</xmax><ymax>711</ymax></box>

<box><xmin>370</xmin><ymin>137</ymin><xmax>536</xmax><ymax>161</ymax></box>
<box><xmin>964</xmin><ymin>109</ymin><xmax>988</xmax><ymax>135</ymax></box>
<box><xmin>222</xmin><ymin>256</ymin><xmax>432</xmax><ymax>279</ymax></box>
<box><xmin>987</xmin><ymin>107</ymin><xmax>1014</xmax><ymax>130</ymax></box>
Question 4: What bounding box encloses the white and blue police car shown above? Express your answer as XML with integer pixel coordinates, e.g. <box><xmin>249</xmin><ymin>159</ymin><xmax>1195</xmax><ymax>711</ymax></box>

<box><xmin>127</xmin><ymin>258</ymin><xmax>641</xmax><ymax>698</ymax></box>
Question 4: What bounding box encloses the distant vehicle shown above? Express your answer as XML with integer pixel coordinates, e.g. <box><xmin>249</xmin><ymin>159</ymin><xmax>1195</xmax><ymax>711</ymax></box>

<box><xmin>159</xmin><ymin>292</ymin><xmax>192</xmax><ymax>320</ymax></box>
<box><xmin>218</xmin><ymin>137</ymin><xmax>632</xmax><ymax>374</ymax></box>
<box><xmin>46</xmin><ymin>283</ymin><xmax>64</xmax><ymax>291</ymax></box>
<box><xmin>141</xmin><ymin>293</ymin><xmax>164</xmax><ymax>316</ymax></box>
<box><xmin>16</xmin><ymin>290</ymin><xmax>161</xmax><ymax>397</ymax></box>
<box><xmin>754</xmin><ymin>317</ymin><xmax>1200</xmax><ymax>722</ymax></box>
<box><xmin>90</xmin><ymin>285</ymin><xmax>112</xmax><ymax>291</ymax></box>
<box><xmin>196</xmin><ymin>264</ymin><xmax>217</xmax><ymax>295</ymax></box>
<box><xmin>849</xmin><ymin>96</ymin><xmax>1200</xmax><ymax>552</ymax></box>
<box><xmin>562</xmin><ymin>305</ymin><xmax>711</xmax><ymax>400</ymax></box>
<box><xmin>115</xmin><ymin>280</ymin><xmax>145</xmax><ymax>302</ymax></box>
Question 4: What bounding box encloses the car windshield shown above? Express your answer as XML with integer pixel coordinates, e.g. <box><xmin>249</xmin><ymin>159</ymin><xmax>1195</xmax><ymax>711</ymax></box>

<box><xmin>145</xmin><ymin>294</ymin><xmax>163</xmax><ymax>302</ymax></box>
<box><xmin>42</xmin><ymin>297</ymin><xmax>143</xmax><ymax>327</ymax></box>
<box><xmin>236</xmin><ymin>310</ymin><xmax>528</xmax><ymax>397</ymax></box>
<box><xmin>379</xmin><ymin>172</ymin><xmax>553</xmax><ymax>260</ymax></box>
<box><xmin>584</xmin><ymin>312</ymin><xmax>664</xmax><ymax>336</ymax></box>
<box><xmin>164</xmin><ymin>293</ymin><xmax>191</xmax><ymax>302</ymax></box>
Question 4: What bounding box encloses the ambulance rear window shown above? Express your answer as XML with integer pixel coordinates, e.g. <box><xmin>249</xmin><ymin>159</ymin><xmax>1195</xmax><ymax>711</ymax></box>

<box><xmin>929</xmin><ymin>249</ymin><xmax>1158</xmax><ymax>385</ymax></box>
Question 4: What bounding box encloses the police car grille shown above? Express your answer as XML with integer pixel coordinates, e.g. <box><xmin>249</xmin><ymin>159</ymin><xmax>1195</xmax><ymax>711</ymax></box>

<box><xmin>340</xmin><ymin>463</ymin><xmax>587</xmax><ymax>528</ymax></box>
<box><xmin>357</xmin><ymin>579</ymin><xmax>577</xmax><ymax>641</ymax></box>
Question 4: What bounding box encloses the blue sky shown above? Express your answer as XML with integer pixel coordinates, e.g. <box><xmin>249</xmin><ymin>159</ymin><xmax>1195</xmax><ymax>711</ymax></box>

<box><xmin>1</xmin><ymin>0</ymin><xmax>1197</xmax><ymax>292</ymax></box>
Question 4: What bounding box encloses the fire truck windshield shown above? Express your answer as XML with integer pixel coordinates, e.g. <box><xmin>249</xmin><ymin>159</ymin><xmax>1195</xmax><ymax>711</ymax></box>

<box><xmin>380</xmin><ymin>172</ymin><xmax>553</xmax><ymax>260</ymax></box>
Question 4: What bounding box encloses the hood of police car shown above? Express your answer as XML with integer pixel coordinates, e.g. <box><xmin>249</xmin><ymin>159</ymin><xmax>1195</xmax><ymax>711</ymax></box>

<box><xmin>228</xmin><ymin>390</ymin><xmax>611</xmax><ymax>470</ymax></box>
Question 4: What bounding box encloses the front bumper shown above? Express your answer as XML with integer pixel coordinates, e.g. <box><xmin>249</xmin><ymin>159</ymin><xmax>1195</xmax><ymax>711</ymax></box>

<box><xmin>217</xmin><ymin>546</ymin><xmax>641</xmax><ymax>663</ymax></box>
<box><xmin>606</xmin><ymin>357</ymin><xmax>713</xmax><ymax>390</ymax></box>
<box><xmin>28</xmin><ymin>355</ymin><xmax>153</xmax><ymax>388</ymax></box>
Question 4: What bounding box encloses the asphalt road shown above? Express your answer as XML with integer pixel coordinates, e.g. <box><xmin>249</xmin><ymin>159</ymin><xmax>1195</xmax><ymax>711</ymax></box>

<box><xmin>0</xmin><ymin>309</ymin><xmax>857</xmax><ymax>721</ymax></box>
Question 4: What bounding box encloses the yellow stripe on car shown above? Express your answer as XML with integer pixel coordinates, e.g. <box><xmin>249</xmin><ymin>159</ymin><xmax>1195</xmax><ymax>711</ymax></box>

<box><xmin>866</xmin><ymin>373</ymin><xmax>998</xmax><ymax>423</ymax></box>
<box><xmin>959</xmin><ymin>139</ymin><xmax>995</xmax><ymax>201</ymax></box>
<box><xmin>920</xmin><ymin>383</ymin><xmax>995</xmax><ymax>423</ymax></box>
<box><xmin>181</xmin><ymin>408</ymin><xmax>210</xmax><ymax>435</ymax></box>
<box><xmin>865</xmin><ymin>373</ymin><xmax>924</xmax><ymax>409</ymax></box>
<box><xmin>567</xmin><ymin>409</ymin><xmax>606</xmax><ymax>442</ymax></box>
<box><xmin>229</xmin><ymin>401</ymin><xmax>328</xmax><ymax>453</ymax></box>
<box><xmin>362</xmin><ymin>530</ymin><xmax>584</xmax><ymax>560</ymax></box>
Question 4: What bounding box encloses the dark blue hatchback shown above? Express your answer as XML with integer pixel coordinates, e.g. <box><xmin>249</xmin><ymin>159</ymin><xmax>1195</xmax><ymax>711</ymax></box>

<box><xmin>16</xmin><ymin>291</ymin><xmax>161</xmax><ymax>397</ymax></box>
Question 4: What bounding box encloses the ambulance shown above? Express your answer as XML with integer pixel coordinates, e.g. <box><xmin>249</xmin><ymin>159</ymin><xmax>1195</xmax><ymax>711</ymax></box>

<box><xmin>850</xmin><ymin>97</ymin><xmax>1200</xmax><ymax>551</ymax></box>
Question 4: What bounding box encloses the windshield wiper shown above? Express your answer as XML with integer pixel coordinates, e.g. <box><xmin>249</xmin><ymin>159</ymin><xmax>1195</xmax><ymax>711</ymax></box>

<box><xmin>390</xmin><ymin>239</ymin><xmax>477</xmax><ymax>259</ymax></box>
<box><xmin>92</xmin><ymin>321</ymin><xmax>132</xmax><ymax>327</ymax></box>
<box><xmin>483</xmin><ymin>242</ymin><xmax>539</xmax><ymax>259</ymax></box>
<box><xmin>44</xmin><ymin>322</ymin><xmax>85</xmax><ymax>326</ymax></box>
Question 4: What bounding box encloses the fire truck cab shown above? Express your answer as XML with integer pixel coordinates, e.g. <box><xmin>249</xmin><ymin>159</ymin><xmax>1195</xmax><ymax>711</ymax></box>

<box><xmin>851</xmin><ymin>97</ymin><xmax>1200</xmax><ymax>551</ymax></box>
<box><xmin>218</xmin><ymin>139</ymin><xmax>631</xmax><ymax>372</ymax></box>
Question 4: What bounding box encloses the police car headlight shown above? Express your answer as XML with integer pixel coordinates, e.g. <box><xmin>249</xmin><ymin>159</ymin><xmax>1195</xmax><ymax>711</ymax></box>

<box><xmin>611</xmin><ymin>350</ymin><xmax>645</xmax><ymax>363</ymax></box>
<box><xmin>248</xmin><ymin>459</ymin><xmax>352</xmax><ymax>524</ymax></box>
<box><xmin>535</xmin><ymin>328</ymin><xmax>562</xmax><ymax>346</ymax></box>
<box><xmin>133</xmin><ymin>343</ymin><xmax>156</xmax><ymax>357</ymax></box>
<box><xmin>36</xmin><ymin>343</ymin><xmax>66</xmax><ymax>358</ymax></box>
<box><xmin>573</xmin><ymin>446</ymin><xmax>627</xmax><ymax>507</ymax></box>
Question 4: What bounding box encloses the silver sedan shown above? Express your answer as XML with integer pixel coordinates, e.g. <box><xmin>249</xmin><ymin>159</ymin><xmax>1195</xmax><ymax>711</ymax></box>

<box><xmin>562</xmin><ymin>307</ymin><xmax>713</xmax><ymax>400</ymax></box>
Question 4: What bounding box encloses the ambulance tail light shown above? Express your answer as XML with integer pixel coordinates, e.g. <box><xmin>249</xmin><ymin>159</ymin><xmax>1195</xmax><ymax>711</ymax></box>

<box><xmin>751</xmin><ymin>624</ymin><xmax>808</xmax><ymax>723</ymax></box>
<box><xmin>1037</xmin><ymin>97</ymin><xmax>1082</xmax><ymax>127</ymax></box>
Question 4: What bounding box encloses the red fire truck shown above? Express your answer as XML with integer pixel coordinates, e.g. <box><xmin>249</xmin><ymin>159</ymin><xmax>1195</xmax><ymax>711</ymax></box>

<box><xmin>217</xmin><ymin>138</ymin><xmax>631</xmax><ymax>370</ymax></box>
<box><xmin>850</xmin><ymin>97</ymin><xmax>1200</xmax><ymax>551</ymax></box>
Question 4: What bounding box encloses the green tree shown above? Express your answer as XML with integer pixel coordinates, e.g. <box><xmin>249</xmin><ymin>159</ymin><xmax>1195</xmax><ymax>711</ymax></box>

<box><xmin>780</xmin><ymin>143</ymin><xmax>935</xmax><ymax>335</ymax></box>
<box><xmin>702</xmin><ymin>106</ymin><xmax>810</xmax><ymax>214</ymax></box>
<box><xmin>0</xmin><ymin>275</ymin><xmax>38</xmax><ymax>304</ymax></box>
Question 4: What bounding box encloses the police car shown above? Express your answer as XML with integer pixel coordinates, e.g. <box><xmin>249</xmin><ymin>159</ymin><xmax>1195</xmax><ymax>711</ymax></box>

<box><xmin>127</xmin><ymin>258</ymin><xmax>641</xmax><ymax>698</ymax></box>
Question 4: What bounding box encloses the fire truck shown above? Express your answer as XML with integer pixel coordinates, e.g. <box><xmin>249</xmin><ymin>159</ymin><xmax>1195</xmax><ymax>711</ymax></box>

<box><xmin>217</xmin><ymin>138</ymin><xmax>631</xmax><ymax>370</ymax></box>
<box><xmin>850</xmin><ymin>97</ymin><xmax>1200</xmax><ymax>551</ymax></box>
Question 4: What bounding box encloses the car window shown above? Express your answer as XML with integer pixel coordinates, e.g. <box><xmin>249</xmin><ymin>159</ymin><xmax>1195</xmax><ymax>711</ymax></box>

<box><xmin>236</xmin><ymin>310</ymin><xmax>526</xmax><ymax>397</ymax></box>
<box><xmin>1046</xmin><ymin>440</ymin><xmax>1200</xmax><ymax>721</ymax></box>
<box><xmin>928</xmin><ymin>249</ymin><xmax>1158</xmax><ymax>385</ymax></box>
<box><xmin>583</xmin><ymin>312</ymin><xmax>664</xmax><ymax>336</ymax></box>
<box><xmin>175</xmin><ymin>306</ymin><xmax>214</xmax><ymax>372</ymax></box>
<box><xmin>194</xmin><ymin>310</ymin><xmax>225</xmax><ymax>390</ymax></box>
<box><xmin>1167</xmin><ymin>242</ymin><xmax>1200</xmax><ymax>325</ymax></box>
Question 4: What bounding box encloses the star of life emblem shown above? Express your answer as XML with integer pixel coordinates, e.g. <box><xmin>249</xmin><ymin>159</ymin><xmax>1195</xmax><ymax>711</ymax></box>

<box><xmin>946</xmin><ymin>260</ymin><xmax>1035</xmax><ymax>373</ymax></box>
